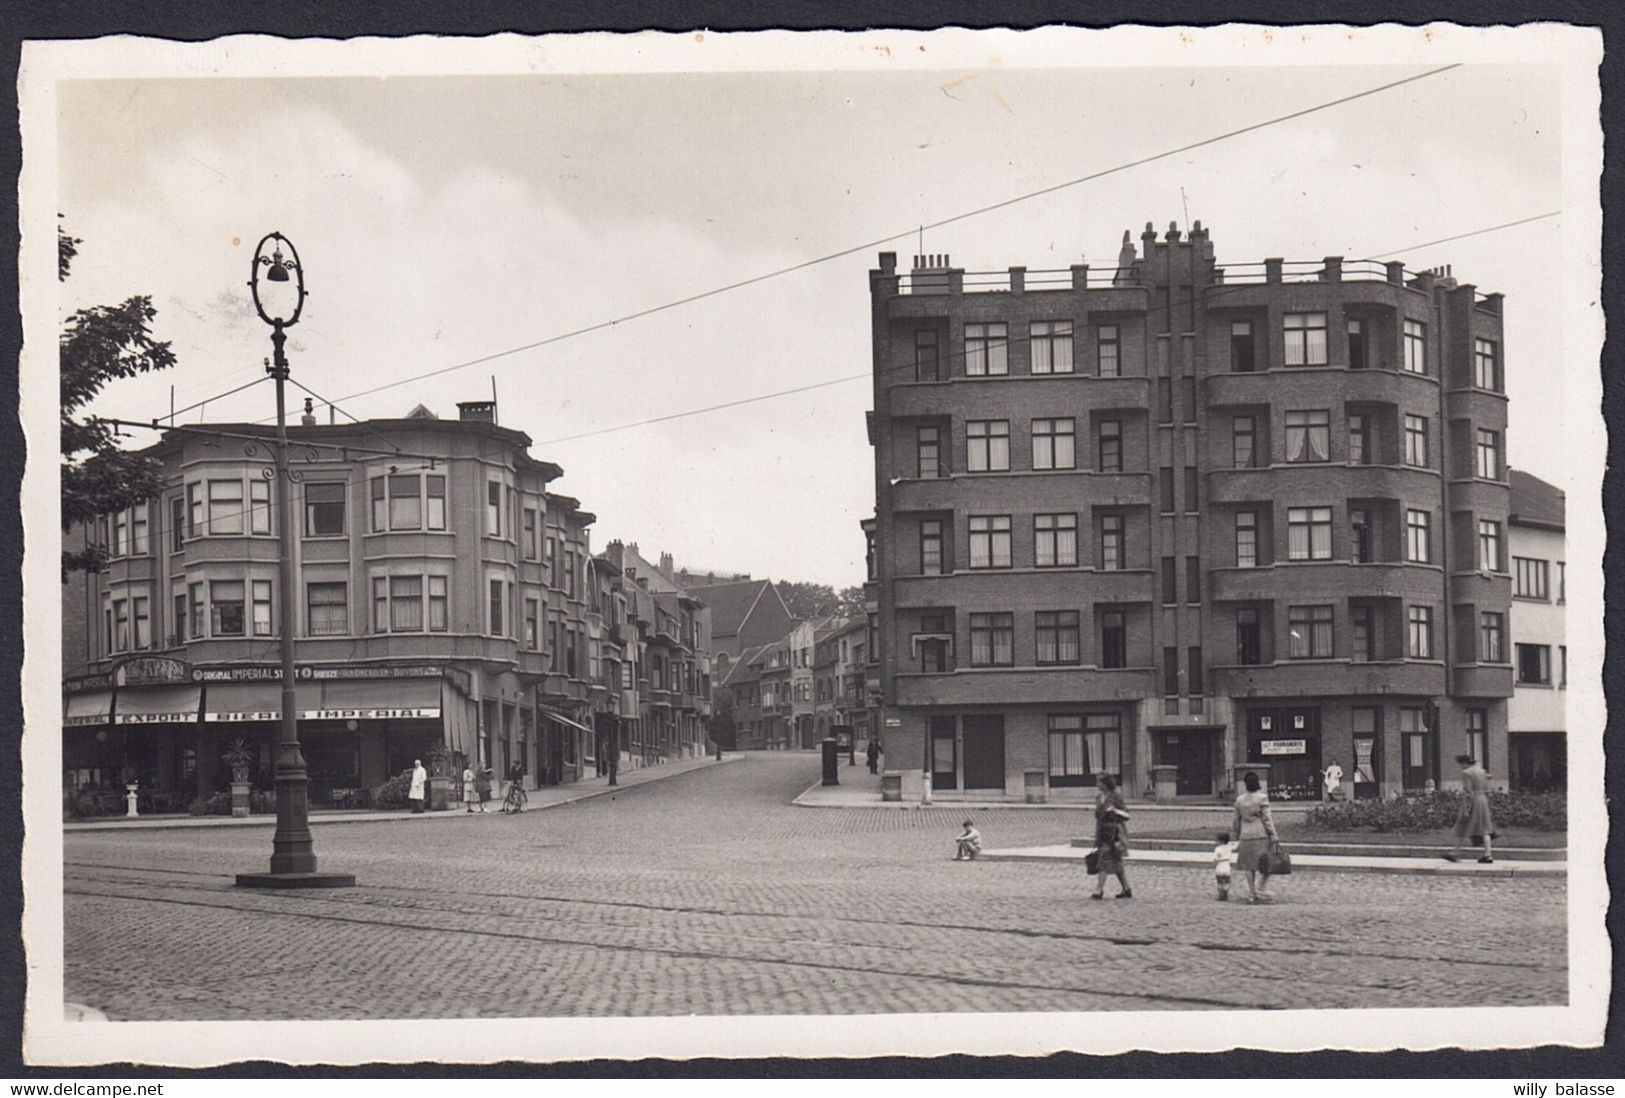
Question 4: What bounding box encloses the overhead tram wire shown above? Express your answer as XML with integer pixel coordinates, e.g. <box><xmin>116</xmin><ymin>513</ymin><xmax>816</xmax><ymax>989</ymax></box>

<box><xmin>304</xmin><ymin>64</ymin><xmax>1461</xmax><ymax>412</ymax></box>
<box><xmin>154</xmin><ymin>374</ymin><xmax>271</xmax><ymax>425</ymax></box>
<box><xmin>535</xmin><ymin>209</ymin><xmax>1560</xmax><ymax>447</ymax></box>
<box><xmin>285</xmin><ymin>376</ymin><xmax>405</xmax><ymax>456</ymax></box>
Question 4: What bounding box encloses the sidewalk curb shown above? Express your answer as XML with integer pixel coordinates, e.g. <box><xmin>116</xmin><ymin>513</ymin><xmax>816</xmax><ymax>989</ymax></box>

<box><xmin>791</xmin><ymin>781</ymin><xmax>1308</xmax><ymax>814</ymax></box>
<box><xmin>65</xmin><ymin>755</ymin><xmax>742</xmax><ymax>833</ymax></box>
<box><xmin>978</xmin><ymin>846</ymin><xmax>1566</xmax><ymax>878</ymax></box>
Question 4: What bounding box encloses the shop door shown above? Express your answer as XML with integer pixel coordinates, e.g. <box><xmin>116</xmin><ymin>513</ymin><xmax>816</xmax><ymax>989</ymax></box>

<box><xmin>929</xmin><ymin>716</ymin><xmax>957</xmax><ymax>791</ymax></box>
<box><xmin>1249</xmin><ymin>708</ymin><xmax>1322</xmax><ymax>800</ymax></box>
<box><xmin>1158</xmin><ymin>731</ymin><xmax>1213</xmax><ymax>795</ymax></box>
<box><xmin>962</xmin><ymin>715</ymin><xmax>1006</xmax><ymax>791</ymax></box>
<box><xmin>1401</xmin><ymin>731</ymin><xmax>1434</xmax><ymax>792</ymax></box>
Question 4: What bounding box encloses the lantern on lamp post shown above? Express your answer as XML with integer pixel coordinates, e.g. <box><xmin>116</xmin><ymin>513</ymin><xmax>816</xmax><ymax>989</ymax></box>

<box><xmin>235</xmin><ymin>232</ymin><xmax>354</xmax><ymax>889</ymax></box>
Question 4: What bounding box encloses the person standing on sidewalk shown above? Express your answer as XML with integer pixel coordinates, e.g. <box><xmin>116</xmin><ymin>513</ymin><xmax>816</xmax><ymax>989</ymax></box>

<box><xmin>462</xmin><ymin>763</ymin><xmax>475</xmax><ymax>813</ymax></box>
<box><xmin>866</xmin><ymin>738</ymin><xmax>880</xmax><ymax>775</ymax></box>
<box><xmin>1232</xmin><ymin>771</ymin><xmax>1279</xmax><ymax>903</ymax></box>
<box><xmin>408</xmin><ymin>759</ymin><xmax>427</xmax><ymax>814</ymax></box>
<box><xmin>1089</xmin><ymin>775</ymin><xmax>1132</xmax><ymax>900</ymax></box>
<box><xmin>1321</xmin><ymin>759</ymin><xmax>1344</xmax><ymax>802</ymax></box>
<box><xmin>1445</xmin><ymin>754</ymin><xmax>1497</xmax><ymax>864</ymax></box>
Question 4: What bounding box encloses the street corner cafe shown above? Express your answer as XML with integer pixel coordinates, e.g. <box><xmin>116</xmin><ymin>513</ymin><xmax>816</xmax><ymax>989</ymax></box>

<box><xmin>64</xmin><ymin>657</ymin><xmax>477</xmax><ymax>810</ymax></box>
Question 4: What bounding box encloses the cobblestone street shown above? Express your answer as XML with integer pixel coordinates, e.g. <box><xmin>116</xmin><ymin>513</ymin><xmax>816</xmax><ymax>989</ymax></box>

<box><xmin>64</xmin><ymin>753</ymin><xmax>1567</xmax><ymax>1020</ymax></box>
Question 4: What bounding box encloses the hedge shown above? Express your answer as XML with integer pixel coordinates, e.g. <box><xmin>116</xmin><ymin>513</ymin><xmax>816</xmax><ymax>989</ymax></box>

<box><xmin>371</xmin><ymin>769</ymin><xmax>415</xmax><ymax>809</ymax></box>
<box><xmin>1305</xmin><ymin>790</ymin><xmax>1566</xmax><ymax>833</ymax></box>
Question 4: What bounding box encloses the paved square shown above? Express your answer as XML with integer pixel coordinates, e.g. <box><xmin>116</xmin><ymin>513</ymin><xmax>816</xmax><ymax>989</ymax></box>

<box><xmin>64</xmin><ymin>753</ymin><xmax>1566</xmax><ymax>1019</ymax></box>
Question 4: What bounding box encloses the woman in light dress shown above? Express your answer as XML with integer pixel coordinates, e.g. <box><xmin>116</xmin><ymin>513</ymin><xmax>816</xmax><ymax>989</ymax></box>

<box><xmin>1232</xmin><ymin>771</ymin><xmax>1279</xmax><ymax>903</ymax></box>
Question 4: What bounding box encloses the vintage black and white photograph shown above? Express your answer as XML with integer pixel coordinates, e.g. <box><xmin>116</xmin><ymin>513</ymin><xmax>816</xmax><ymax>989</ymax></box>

<box><xmin>18</xmin><ymin>25</ymin><xmax>1606</xmax><ymax>1064</ymax></box>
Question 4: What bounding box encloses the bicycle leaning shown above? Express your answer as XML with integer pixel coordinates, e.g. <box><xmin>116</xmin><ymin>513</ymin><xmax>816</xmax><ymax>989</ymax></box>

<box><xmin>502</xmin><ymin>781</ymin><xmax>528</xmax><ymax>814</ymax></box>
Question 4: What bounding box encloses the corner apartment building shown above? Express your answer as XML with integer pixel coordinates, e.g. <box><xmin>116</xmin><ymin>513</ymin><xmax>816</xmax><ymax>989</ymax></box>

<box><xmin>1506</xmin><ymin>470</ymin><xmax>1565</xmax><ymax>791</ymax></box>
<box><xmin>868</xmin><ymin>223</ymin><xmax>1514</xmax><ymax>802</ymax></box>
<box><xmin>62</xmin><ymin>401</ymin><xmax>709</xmax><ymax>809</ymax></box>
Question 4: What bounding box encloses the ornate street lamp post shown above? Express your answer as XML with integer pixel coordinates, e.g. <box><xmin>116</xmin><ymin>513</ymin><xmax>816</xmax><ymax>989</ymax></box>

<box><xmin>236</xmin><ymin>232</ymin><xmax>354</xmax><ymax>889</ymax></box>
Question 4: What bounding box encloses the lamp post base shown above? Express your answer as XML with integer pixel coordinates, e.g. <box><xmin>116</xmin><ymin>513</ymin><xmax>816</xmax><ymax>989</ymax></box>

<box><xmin>235</xmin><ymin>871</ymin><xmax>357</xmax><ymax>889</ymax></box>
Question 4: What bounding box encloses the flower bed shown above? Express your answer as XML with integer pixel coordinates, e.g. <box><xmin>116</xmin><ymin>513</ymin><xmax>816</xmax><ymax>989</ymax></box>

<box><xmin>1306</xmin><ymin>790</ymin><xmax>1566</xmax><ymax>833</ymax></box>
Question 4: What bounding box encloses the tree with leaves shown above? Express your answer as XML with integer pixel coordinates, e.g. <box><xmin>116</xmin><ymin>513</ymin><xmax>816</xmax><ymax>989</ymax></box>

<box><xmin>776</xmin><ymin>580</ymin><xmax>868</xmax><ymax>623</ymax></box>
<box><xmin>59</xmin><ymin>220</ymin><xmax>177</xmax><ymax>577</ymax></box>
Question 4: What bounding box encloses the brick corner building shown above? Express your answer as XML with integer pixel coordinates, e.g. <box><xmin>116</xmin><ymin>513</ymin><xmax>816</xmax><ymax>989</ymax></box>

<box><xmin>867</xmin><ymin>223</ymin><xmax>1514</xmax><ymax>803</ymax></box>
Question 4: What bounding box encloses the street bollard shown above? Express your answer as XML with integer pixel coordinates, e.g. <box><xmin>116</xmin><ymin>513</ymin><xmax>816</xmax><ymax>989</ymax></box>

<box><xmin>820</xmin><ymin>738</ymin><xmax>840</xmax><ymax>786</ymax></box>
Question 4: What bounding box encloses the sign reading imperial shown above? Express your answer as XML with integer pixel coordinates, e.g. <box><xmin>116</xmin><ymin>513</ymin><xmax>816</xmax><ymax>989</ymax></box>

<box><xmin>189</xmin><ymin>664</ymin><xmax>470</xmax><ymax>693</ymax></box>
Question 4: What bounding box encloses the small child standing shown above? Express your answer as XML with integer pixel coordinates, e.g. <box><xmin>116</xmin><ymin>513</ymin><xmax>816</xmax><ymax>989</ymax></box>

<box><xmin>955</xmin><ymin>820</ymin><xmax>982</xmax><ymax>861</ymax></box>
<box><xmin>1213</xmin><ymin>832</ymin><xmax>1236</xmax><ymax>901</ymax></box>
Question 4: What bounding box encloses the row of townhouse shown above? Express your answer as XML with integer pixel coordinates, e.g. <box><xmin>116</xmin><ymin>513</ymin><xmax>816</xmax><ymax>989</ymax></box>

<box><xmin>862</xmin><ymin>221</ymin><xmax>1564</xmax><ymax>803</ymax></box>
<box><xmin>812</xmin><ymin>616</ymin><xmax>873</xmax><ymax>744</ymax></box>
<box><xmin>62</xmin><ymin>399</ymin><xmax>713</xmax><ymax>812</ymax></box>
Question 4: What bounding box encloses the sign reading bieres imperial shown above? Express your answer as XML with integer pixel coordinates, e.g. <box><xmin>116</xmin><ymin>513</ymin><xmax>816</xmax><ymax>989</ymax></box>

<box><xmin>191</xmin><ymin>664</ymin><xmax>460</xmax><ymax>722</ymax></box>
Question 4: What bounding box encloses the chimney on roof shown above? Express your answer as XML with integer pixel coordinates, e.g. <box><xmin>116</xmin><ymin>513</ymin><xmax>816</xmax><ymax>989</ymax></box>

<box><xmin>300</xmin><ymin>397</ymin><xmax>317</xmax><ymax>427</ymax></box>
<box><xmin>457</xmin><ymin>400</ymin><xmax>496</xmax><ymax>424</ymax></box>
<box><xmin>658</xmin><ymin>552</ymin><xmax>674</xmax><ymax>579</ymax></box>
<box><xmin>1166</xmin><ymin>220</ymin><xmax>1182</xmax><ymax>243</ymax></box>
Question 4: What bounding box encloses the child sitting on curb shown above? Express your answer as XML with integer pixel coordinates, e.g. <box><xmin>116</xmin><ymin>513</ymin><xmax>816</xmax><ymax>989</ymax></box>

<box><xmin>955</xmin><ymin>820</ymin><xmax>982</xmax><ymax>861</ymax></box>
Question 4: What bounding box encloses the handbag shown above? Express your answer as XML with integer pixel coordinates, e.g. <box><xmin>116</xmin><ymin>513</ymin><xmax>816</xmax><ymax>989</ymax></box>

<box><xmin>1259</xmin><ymin>840</ymin><xmax>1292</xmax><ymax>876</ymax></box>
<box><xmin>1084</xmin><ymin>849</ymin><xmax>1101</xmax><ymax>875</ymax></box>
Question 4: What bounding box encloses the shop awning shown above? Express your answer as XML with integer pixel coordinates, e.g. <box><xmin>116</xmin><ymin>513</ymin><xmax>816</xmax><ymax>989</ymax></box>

<box><xmin>202</xmin><ymin>682</ymin><xmax>311</xmax><ymax>723</ymax></box>
<box><xmin>539</xmin><ymin>706</ymin><xmax>594</xmax><ymax>734</ymax></box>
<box><xmin>305</xmin><ymin>678</ymin><xmax>440</xmax><ymax>720</ymax></box>
<box><xmin>64</xmin><ymin>691</ymin><xmax>113</xmax><ymax>727</ymax></box>
<box><xmin>114</xmin><ymin>684</ymin><xmax>202</xmax><ymax>724</ymax></box>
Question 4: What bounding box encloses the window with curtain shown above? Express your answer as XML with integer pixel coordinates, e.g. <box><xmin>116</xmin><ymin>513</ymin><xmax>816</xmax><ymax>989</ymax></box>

<box><xmin>391</xmin><ymin>575</ymin><xmax>424</xmax><ymax>631</ymax></box>
<box><xmin>1287</xmin><ymin>506</ymin><xmax>1332</xmax><ymax>561</ymax></box>
<box><xmin>1479</xmin><ymin>612</ymin><xmax>1505</xmax><ymax>663</ymax></box>
<box><xmin>1096</xmin><ymin>325</ymin><xmax>1120</xmax><ymax>377</ymax></box>
<box><xmin>968</xmin><ymin>515</ymin><xmax>1011</xmax><ymax>569</ymax></box>
<box><xmin>1407</xmin><ymin>606</ymin><xmax>1434</xmax><ymax>659</ymax></box>
<box><xmin>1030</xmin><ymin>320</ymin><xmax>1073</xmax><ymax>374</ymax></box>
<box><xmin>306</xmin><ymin>582</ymin><xmax>348</xmax><ymax>636</ymax></box>
<box><xmin>917</xmin><ymin>425</ymin><xmax>941</xmax><ymax>478</ymax></box>
<box><xmin>1235</xmin><ymin>511</ymin><xmax>1258</xmax><ymax>567</ymax></box>
<box><xmin>1287</xmin><ymin>604</ymin><xmax>1334</xmax><ymax>658</ymax></box>
<box><xmin>1099</xmin><ymin>514</ymin><xmax>1124</xmax><ymax>571</ymax></box>
<box><xmin>1035</xmin><ymin>610</ymin><xmax>1080</xmax><ymax>665</ymax></box>
<box><xmin>966</xmin><ymin>420</ymin><xmax>1010</xmax><ymax>472</ymax></box>
<box><xmin>1031</xmin><ymin>418</ymin><xmax>1075</xmax><ymax>470</ymax></box>
<box><xmin>1284</xmin><ymin>410</ymin><xmax>1330</xmax><ymax>462</ymax></box>
<box><xmin>1403</xmin><ymin>319</ymin><xmax>1427</xmax><ymax>373</ymax></box>
<box><xmin>1097</xmin><ymin>419</ymin><xmax>1122</xmax><ymax>472</ymax></box>
<box><xmin>1405</xmin><ymin>415</ymin><xmax>1429</xmax><ymax>467</ymax></box>
<box><xmin>1232</xmin><ymin>415</ymin><xmax>1257</xmax><ymax>468</ymax></box>
<box><xmin>1034</xmin><ymin>513</ymin><xmax>1077</xmax><ymax>567</ymax></box>
<box><xmin>1283</xmin><ymin>313</ymin><xmax>1328</xmax><ymax>366</ymax></box>
<box><xmin>1405</xmin><ymin>509</ymin><xmax>1431</xmax><ymax>564</ymax></box>
<box><xmin>208</xmin><ymin>479</ymin><xmax>244</xmax><ymax>535</ymax></box>
<box><xmin>965</xmin><ymin>323</ymin><xmax>1008</xmax><ymax>376</ymax></box>
<box><xmin>968</xmin><ymin>612</ymin><xmax>1013</xmax><ymax>666</ymax></box>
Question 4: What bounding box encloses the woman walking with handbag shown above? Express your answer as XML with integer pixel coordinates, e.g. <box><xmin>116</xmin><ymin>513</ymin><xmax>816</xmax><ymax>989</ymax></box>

<box><xmin>1232</xmin><ymin>771</ymin><xmax>1280</xmax><ymax>903</ymax></box>
<box><xmin>1444</xmin><ymin>753</ymin><xmax>1497</xmax><ymax>864</ymax></box>
<box><xmin>1089</xmin><ymin>774</ymin><xmax>1133</xmax><ymax>900</ymax></box>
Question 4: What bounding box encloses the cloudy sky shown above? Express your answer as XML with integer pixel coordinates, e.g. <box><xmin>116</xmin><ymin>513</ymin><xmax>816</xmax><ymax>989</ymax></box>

<box><xmin>54</xmin><ymin>44</ymin><xmax>1569</xmax><ymax>588</ymax></box>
